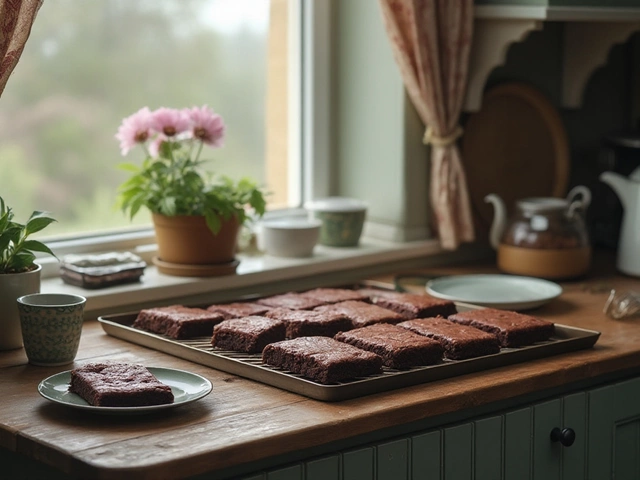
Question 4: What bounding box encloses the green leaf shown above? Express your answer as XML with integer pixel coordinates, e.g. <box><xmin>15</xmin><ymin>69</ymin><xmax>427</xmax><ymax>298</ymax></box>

<box><xmin>0</xmin><ymin>197</ymin><xmax>56</xmax><ymax>273</ymax></box>
<box><xmin>9</xmin><ymin>251</ymin><xmax>36</xmax><ymax>272</ymax></box>
<box><xmin>25</xmin><ymin>211</ymin><xmax>57</xmax><ymax>235</ymax></box>
<box><xmin>117</xmin><ymin>162</ymin><xmax>141</xmax><ymax>173</ymax></box>
<box><xmin>204</xmin><ymin>211</ymin><xmax>222</xmax><ymax>234</ymax></box>
<box><xmin>21</xmin><ymin>240</ymin><xmax>58</xmax><ymax>259</ymax></box>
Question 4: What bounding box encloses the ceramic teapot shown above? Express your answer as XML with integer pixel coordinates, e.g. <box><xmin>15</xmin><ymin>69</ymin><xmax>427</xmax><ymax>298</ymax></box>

<box><xmin>485</xmin><ymin>186</ymin><xmax>592</xmax><ymax>279</ymax></box>
<box><xmin>600</xmin><ymin>167</ymin><xmax>640</xmax><ymax>277</ymax></box>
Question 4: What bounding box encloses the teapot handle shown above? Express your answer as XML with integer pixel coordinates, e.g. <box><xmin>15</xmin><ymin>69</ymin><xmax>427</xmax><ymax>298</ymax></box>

<box><xmin>566</xmin><ymin>185</ymin><xmax>591</xmax><ymax>218</ymax></box>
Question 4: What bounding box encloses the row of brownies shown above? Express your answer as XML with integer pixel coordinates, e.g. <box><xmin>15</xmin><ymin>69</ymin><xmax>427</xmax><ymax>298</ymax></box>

<box><xmin>132</xmin><ymin>287</ymin><xmax>555</xmax><ymax>384</ymax></box>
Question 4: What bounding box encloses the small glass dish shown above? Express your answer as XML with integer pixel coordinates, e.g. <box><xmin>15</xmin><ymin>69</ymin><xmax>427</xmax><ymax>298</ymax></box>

<box><xmin>60</xmin><ymin>252</ymin><xmax>146</xmax><ymax>289</ymax></box>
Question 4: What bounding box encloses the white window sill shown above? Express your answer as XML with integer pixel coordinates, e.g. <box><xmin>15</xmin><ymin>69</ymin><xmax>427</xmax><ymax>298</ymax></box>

<box><xmin>41</xmin><ymin>238</ymin><xmax>486</xmax><ymax>319</ymax></box>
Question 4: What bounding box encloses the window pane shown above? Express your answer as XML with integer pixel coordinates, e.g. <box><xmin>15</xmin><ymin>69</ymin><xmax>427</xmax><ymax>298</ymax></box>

<box><xmin>0</xmin><ymin>0</ymin><xmax>292</xmax><ymax>239</ymax></box>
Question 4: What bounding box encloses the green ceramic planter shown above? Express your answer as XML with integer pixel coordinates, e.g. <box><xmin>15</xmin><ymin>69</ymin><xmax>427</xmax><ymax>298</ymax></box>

<box><xmin>305</xmin><ymin>197</ymin><xmax>367</xmax><ymax>247</ymax></box>
<box><xmin>17</xmin><ymin>293</ymin><xmax>86</xmax><ymax>366</ymax></box>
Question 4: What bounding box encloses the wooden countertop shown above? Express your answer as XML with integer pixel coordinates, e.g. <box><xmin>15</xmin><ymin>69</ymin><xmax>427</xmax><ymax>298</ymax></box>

<box><xmin>2</xmin><ymin>254</ymin><xmax>640</xmax><ymax>479</ymax></box>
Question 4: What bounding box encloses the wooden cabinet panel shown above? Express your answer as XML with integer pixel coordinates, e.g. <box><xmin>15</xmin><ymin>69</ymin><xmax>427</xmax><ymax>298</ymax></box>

<box><xmin>613</xmin><ymin>377</ymin><xmax>640</xmax><ymax>480</ymax></box>
<box><xmin>474</xmin><ymin>415</ymin><xmax>503</xmax><ymax>480</ymax></box>
<box><xmin>562</xmin><ymin>392</ymin><xmax>586</xmax><ymax>480</ymax></box>
<box><xmin>587</xmin><ymin>384</ymin><xmax>614</xmax><ymax>479</ymax></box>
<box><xmin>533</xmin><ymin>399</ymin><xmax>562</xmax><ymax>480</ymax></box>
<box><xmin>614</xmin><ymin>420</ymin><xmax>640</xmax><ymax>480</ymax></box>
<box><xmin>504</xmin><ymin>407</ymin><xmax>532</xmax><ymax>480</ymax></box>
<box><xmin>244</xmin><ymin>376</ymin><xmax>640</xmax><ymax>480</ymax></box>
<box><xmin>444</xmin><ymin>423</ymin><xmax>473</xmax><ymax>480</ymax></box>
<box><xmin>266</xmin><ymin>464</ymin><xmax>302</xmax><ymax>480</ymax></box>
<box><xmin>411</xmin><ymin>431</ymin><xmax>441</xmax><ymax>479</ymax></box>
<box><xmin>587</xmin><ymin>376</ymin><xmax>640</xmax><ymax>479</ymax></box>
<box><xmin>306</xmin><ymin>455</ymin><xmax>340</xmax><ymax>480</ymax></box>
<box><xmin>343</xmin><ymin>447</ymin><xmax>375</xmax><ymax>480</ymax></box>
<box><xmin>377</xmin><ymin>439</ymin><xmax>409</xmax><ymax>480</ymax></box>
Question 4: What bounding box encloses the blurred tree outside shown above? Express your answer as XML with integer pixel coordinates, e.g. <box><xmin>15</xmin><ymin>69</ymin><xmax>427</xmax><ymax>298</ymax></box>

<box><xmin>0</xmin><ymin>0</ymin><xmax>270</xmax><ymax>239</ymax></box>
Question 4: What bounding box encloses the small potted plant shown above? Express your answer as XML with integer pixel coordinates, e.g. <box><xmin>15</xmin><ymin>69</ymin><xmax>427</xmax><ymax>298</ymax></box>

<box><xmin>115</xmin><ymin>105</ymin><xmax>267</xmax><ymax>271</ymax></box>
<box><xmin>0</xmin><ymin>196</ymin><xmax>57</xmax><ymax>350</ymax></box>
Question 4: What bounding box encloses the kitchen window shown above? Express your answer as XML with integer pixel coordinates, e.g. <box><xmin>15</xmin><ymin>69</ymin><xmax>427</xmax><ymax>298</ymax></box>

<box><xmin>0</xmin><ymin>0</ymin><xmax>307</xmax><ymax>267</ymax></box>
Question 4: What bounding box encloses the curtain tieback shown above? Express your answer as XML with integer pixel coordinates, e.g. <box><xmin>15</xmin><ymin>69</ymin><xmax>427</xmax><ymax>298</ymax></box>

<box><xmin>423</xmin><ymin>125</ymin><xmax>463</xmax><ymax>147</ymax></box>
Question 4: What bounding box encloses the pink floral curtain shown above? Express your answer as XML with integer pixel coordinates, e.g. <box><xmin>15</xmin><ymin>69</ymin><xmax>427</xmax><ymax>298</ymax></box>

<box><xmin>379</xmin><ymin>0</ymin><xmax>474</xmax><ymax>250</ymax></box>
<box><xmin>0</xmin><ymin>0</ymin><xmax>42</xmax><ymax>98</ymax></box>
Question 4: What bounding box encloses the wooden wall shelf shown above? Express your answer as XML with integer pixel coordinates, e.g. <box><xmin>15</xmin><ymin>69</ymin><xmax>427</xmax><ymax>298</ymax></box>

<box><xmin>465</xmin><ymin>6</ymin><xmax>640</xmax><ymax>111</ymax></box>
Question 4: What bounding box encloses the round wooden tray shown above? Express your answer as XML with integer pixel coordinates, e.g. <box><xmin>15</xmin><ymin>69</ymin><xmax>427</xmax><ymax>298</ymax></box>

<box><xmin>461</xmin><ymin>82</ymin><xmax>570</xmax><ymax>233</ymax></box>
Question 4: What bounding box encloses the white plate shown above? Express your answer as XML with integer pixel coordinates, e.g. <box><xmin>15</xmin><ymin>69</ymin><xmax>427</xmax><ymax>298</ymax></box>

<box><xmin>38</xmin><ymin>367</ymin><xmax>212</xmax><ymax>415</ymax></box>
<box><xmin>425</xmin><ymin>274</ymin><xmax>563</xmax><ymax>310</ymax></box>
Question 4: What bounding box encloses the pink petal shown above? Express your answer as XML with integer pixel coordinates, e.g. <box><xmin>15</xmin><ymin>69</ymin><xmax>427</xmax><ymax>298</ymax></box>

<box><xmin>151</xmin><ymin>107</ymin><xmax>191</xmax><ymax>137</ymax></box>
<box><xmin>115</xmin><ymin>107</ymin><xmax>153</xmax><ymax>155</ymax></box>
<box><xmin>188</xmin><ymin>105</ymin><xmax>225</xmax><ymax>147</ymax></box>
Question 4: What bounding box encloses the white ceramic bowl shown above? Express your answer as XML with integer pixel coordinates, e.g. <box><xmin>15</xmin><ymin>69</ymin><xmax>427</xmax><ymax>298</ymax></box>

<box><xmin>259</xmin><ymin>217</ymin><xmax>322</xmax><ymax>258</ymax></box>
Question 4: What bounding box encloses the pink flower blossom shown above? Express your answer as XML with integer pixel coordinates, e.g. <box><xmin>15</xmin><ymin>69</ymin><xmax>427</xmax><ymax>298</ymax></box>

<box><xmin>148</xmin><ymin>135</ymin><xmax>166</xmax><ymax>158</ymax></box>
<box><xmin>150</xmin><ymin>107</ymin><xmax>190</xmax><ymax>137</ymax></box>
<box><xmin>186</xmin><ymin>105</ymin><xmax>225</xmax><ymax>147</ymax></box>
<box><xmin>115</xmin><ymin>107</ymin><xmax>153</xmax><ymax>155</ymax></box>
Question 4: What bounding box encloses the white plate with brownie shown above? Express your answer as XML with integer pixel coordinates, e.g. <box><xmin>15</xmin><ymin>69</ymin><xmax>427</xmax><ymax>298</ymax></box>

<box><xmin>425</xmin><ymin>274</ymin><xmax>563</xmax><ymax>311</ymax></box>
<box><xmin>38</xmin><ymin>363</ymin><xmax>212</xmax><ymax>414</ymax></box>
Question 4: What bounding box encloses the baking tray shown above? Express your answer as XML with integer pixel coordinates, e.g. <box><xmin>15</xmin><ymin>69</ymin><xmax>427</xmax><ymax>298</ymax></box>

<box><xmin>98</xmin><ymin>308</ymin><xmax>600</xmax><ymax>402</ymax></box>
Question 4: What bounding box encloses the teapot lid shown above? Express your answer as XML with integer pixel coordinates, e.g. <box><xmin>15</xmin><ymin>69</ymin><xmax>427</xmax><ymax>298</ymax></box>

<box><xmin>516</xmin><ymin>197</ymin><xmax>568</xmax><ymax>214</ymax></box>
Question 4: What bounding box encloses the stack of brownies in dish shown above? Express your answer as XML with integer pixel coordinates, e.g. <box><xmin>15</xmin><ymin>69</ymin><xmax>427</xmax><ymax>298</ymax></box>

<box><xmin>131</xmin><ymin>287</ymin><xmax>555</xmax><ymax>385</ymax></box>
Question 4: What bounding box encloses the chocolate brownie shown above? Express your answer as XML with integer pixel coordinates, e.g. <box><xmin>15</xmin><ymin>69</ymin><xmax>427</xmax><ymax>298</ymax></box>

<box><xmin>398</xmin><ymin>317</ymin><xmax>500</xmax><ymax>360</ymax></box>
<box><xmin>334</xmin><ymin>323</ymin><xmax>443</xmax><ymax>369</ymax></box>
<box><xmin>301</xmin><ymin>287</ymin><xmax>369</xmax><ymax>304</ymax></box>
<box><xmin>211</xmin><ymin>316</ymin><xmax>286</xmax><ymax>353</ymax></box>
<box><xmin>265</xmin><ymin>308</ymin><xmax>353</xmax><ymax>338</ymax></box>
<box><xmin>314</xmin><ymin>300</ymin><xmax>405</xmax><ymax>328</ymax></box>
<box><xmin>133</xmin><ymin>305</ymin><xmax>225</xmax><ymax>339</ymax></box>
<box><xmin>447</xmin><ymin>308</ymin><xmax>555</xmax><ymax>348</ymax></box>
<box><xmin>256</xmin><ymin>292</ymin><xmax>327</xmax><ymax>310</ymax></box>
<box><xmin>357</xmin><ymin>288</ymin><xmax>400</xmax><ymax>302</ymax></box>
<box><xmin>69</xmin><ymin>362</ymin><xmax>174</xmax><ymax>407</ymax></box>
<box><xmin>362</xmin><ymin>290</ymin><xmax>457</xmax><ymax>320</ymax></box>
<box><xmin>206</xmin><ymin>302</ymin><xmax>271</xmax><ymax>319</ymax></box>
<box><xmin>262</xmin><ymin>336</ymin><xmax>383</xmax><ymax>384</ymax></box>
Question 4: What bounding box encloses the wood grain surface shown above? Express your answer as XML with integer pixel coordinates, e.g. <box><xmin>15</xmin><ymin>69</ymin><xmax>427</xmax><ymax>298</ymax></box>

<box><xmin>461</xmin><ymin>82</ymin><xmax>570</xmax><ymax>234</ymax></box>
<box><xmin>1</xmin><ymin>252</ymin><xmax>640</xmax><ymax>479</ymax></box>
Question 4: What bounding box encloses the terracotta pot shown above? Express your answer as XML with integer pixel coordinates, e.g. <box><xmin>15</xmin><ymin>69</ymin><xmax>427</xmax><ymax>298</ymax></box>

<box><xmin>152</xmin><ymin>213</ymin><xmax>240</xmax><ymax>265</ymax></box>
<box><xmin>0</xmin><ymin>264</ymin><xmax>41</xmax><ymax>350</ymax></box>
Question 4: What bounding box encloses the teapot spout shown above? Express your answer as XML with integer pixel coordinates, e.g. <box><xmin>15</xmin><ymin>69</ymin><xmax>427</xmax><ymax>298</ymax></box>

<box><xmin>600</xmin><ymin>171</ymin><xmax>632</xmax><ymax>209</ymax></box>
<box><xmin>484</xmin><ymin>193</ymin><xmax>506</xmax><ymax>249</ymax></box>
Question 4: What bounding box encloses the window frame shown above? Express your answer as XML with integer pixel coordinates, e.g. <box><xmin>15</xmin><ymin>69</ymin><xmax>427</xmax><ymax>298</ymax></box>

<box><xmin>36</xmin><ymin>0</ymin><xmax>333</xmax><ymax>279</ymax></box>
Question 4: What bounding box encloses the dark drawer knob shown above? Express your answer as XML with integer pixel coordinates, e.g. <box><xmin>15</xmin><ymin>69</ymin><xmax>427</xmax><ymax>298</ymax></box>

<box><xmin>550</xmin><ymin>427</ymin><xmax>576</xmax><ymax>447</ymax></box>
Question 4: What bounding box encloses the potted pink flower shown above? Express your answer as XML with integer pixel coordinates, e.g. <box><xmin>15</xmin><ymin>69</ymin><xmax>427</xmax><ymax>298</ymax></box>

<box><xmin>115</xmin><ymin>106</ymin><xmax>266</xmax><ymax>269</ymax></box>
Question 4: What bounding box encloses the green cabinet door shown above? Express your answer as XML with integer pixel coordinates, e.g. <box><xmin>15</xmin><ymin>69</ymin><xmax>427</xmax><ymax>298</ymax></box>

<box><xmin>588</xmin><ymin>376</ymin><xmax>640</xmax><ymax>479</ymax></box>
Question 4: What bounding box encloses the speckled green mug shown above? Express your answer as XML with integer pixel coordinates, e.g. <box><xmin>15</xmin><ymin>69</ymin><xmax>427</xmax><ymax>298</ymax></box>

<box><xmin>17</xmin><ymin>293</ymin><xmax>86</xmax><ymax>366</ymax></box>
<box><xmin>305</xmin><ymin>197</ymin><xmax>368</xmax><ymax>247</ymax></box>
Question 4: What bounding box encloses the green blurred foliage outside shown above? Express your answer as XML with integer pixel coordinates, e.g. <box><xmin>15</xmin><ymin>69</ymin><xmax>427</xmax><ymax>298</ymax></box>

<box><xmin>0</xmin><ymin>0</ymin><xmax>268</xmax><ymax>239</ymax></box>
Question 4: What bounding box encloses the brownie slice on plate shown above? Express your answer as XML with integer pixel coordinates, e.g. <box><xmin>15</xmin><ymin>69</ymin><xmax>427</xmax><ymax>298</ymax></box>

<box><xmin>69</xmin><ymin>362</ymin><xmax>174</xmax><ymax>407</ymax></box>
